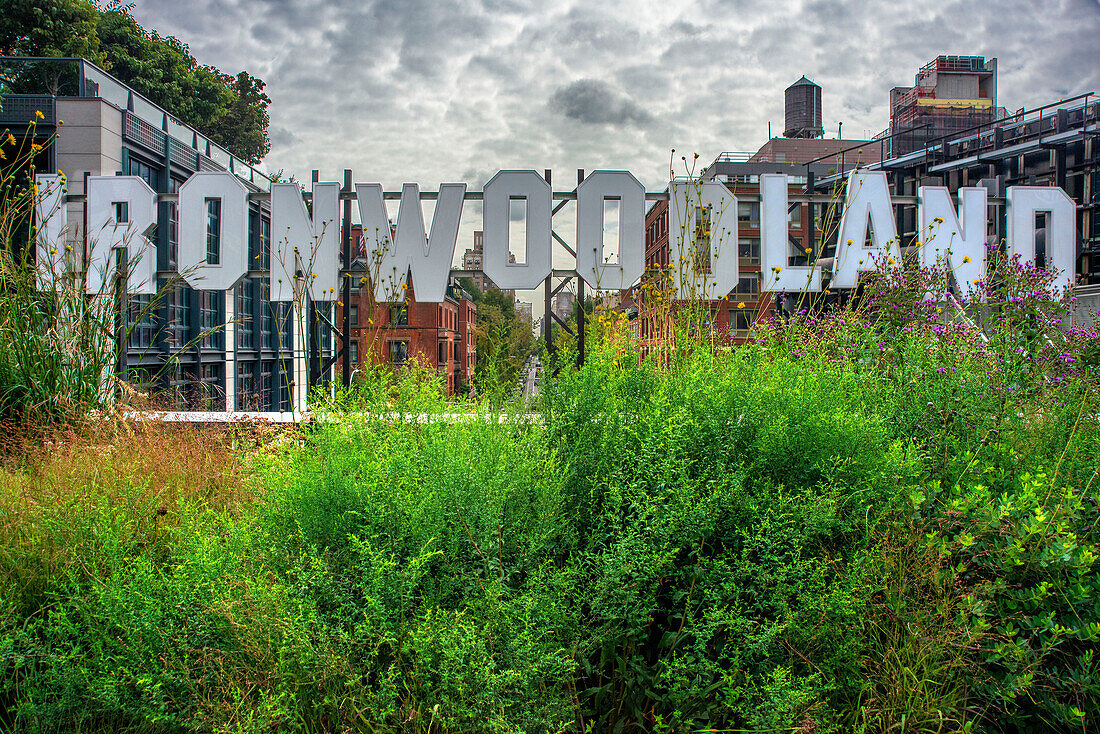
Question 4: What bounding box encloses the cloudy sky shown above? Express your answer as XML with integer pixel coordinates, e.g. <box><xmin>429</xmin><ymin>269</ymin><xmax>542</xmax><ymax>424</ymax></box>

<box><xmin>131</xmin><ymin>0</ymin><xmax>1098</xmax><ymax>307</ymax></box>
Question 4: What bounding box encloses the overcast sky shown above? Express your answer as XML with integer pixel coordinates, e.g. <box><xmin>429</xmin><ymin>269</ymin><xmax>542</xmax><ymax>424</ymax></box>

<box><xmin>130</xmin><ymin>0</ymin><xmax>1098</xmax><ymax>309</ymax></box>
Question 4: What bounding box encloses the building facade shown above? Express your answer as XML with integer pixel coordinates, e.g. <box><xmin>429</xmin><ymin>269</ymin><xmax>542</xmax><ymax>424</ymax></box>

<box><xmin>339</xmin><ymin>225</ymin><xmax>477</xmax><ymax>395</ymax></box>
<box><xmin>888</xmin><ymin>55</ymin><xmax>1001</xmax><ymax>157</ymax></box>
<box><xmin>2</xmin><ymin>56</ymin><xmax>334</xmax><ymax>411</ymax></box>
<box><xmin>461</xmin><ymin>230</ymin><xmax>515</xmax><ymax>298</ymax></box>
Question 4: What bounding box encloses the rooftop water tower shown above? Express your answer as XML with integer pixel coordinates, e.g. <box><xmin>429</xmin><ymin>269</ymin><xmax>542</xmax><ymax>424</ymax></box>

<box><xmin>784</xmin><ymin>75</ymin><xmax>823</xmax><ymax>139</ymax></box>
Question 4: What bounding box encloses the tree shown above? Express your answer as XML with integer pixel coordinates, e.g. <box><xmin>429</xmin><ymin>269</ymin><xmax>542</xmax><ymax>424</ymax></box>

<box><xmin>205</xmin><ymin>71</ymin><xmax>271</xmax><ymax>164</ymax></box>
<box><xmin>0</xmin><ymin>0</ymin><xmax>104</xmax><ymax>62</ymax></box>
<box><xmin>456</xmin><ymin>279</ymin><xmax>535</xmax><ymax>397</ymax></box>
<box><xmin>0</xmin><ymin>0</ymin><xmax>105</xmax><ymax>95</ymax></box>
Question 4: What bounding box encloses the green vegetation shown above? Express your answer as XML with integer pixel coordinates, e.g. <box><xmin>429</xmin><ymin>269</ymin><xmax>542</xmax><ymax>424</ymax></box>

<box><xmin>456</xmin><ymin>278</ymin><xmax>535</xmax><ymax>399</ymax></box>
<box><xmin>0</xmin><ymin>0</ymin><xmax>271</xmax><ymax>163</ymax></box>
<box><xmin>1</xmin><ymin>275</ymin><xmax>1097</xmax><ymax>731</ymax></box>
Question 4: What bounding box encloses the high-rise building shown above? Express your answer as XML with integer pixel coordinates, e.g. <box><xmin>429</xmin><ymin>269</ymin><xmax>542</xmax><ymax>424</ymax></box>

<box><xmin>551</xmin><ymin>291</ymin><xmax>575</xmax><ymax>322</ymax></box>
<box><xmin>461</xmin><ymin>230</ymin><xmax>515</xmax><ymax>298</ymax></box>
<box><xmin>888</xmin><ymin>55</ymin><xmax>1000</xmax><ymax>157</ymax></box>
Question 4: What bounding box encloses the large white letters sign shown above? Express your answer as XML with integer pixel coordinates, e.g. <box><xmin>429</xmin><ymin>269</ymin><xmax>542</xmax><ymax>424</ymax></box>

<box><xmin>36</xmin><ymin>169</ymin><xmax>1084</xmax><ymax>303</ymax></box>
<box><xmin>1006</xmin><ymin>187</ymin><xmax>1077</xmax><ymax>294</ymax></box>
<box><xmin>918</xmin><ymin>186</ymin><xmax>987</xmax><ymax>296</ymax></box>
<box><xmin>667</xmin><ymin>179</ymin><xmax>739</xmax><ymax>298</ymax></box>
<box><xmin>34</xmin><ymin>174</ymin><xmax>67</xmax><ymax>291</ymax></box>
<box><xmin>271</xmin><ymin>181</ymin><xmax>341</xmax><ymax>302</ymax></box>
<box><xmin>760</xmin><ymin>173</ymin><xmax>821</xmax><ymax>293</ymax></box>
<box><xmin>576</xmin><ymin>171</ymin><xmax>645</xmax><ymax>291</ymax></box>
<box><xmin>833</xmin><ymin>171</ymin><xmax>901</xmax><ymax>289</ymax></box>
<box><xmin>482</xmin><ymin>171</ymin><xmax>553</xmax><ymax>290</ymax></box>
<box><xmin>357</xmin><ymin>182</ymin><xmax>466</xmax><ymax>303</ymax></box>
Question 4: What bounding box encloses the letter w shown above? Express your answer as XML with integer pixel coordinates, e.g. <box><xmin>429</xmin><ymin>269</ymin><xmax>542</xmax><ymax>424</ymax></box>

<box><xmin>355</xmin><ymin>182</ymin><xmax>466</xmax><ymax>303</ymax></box>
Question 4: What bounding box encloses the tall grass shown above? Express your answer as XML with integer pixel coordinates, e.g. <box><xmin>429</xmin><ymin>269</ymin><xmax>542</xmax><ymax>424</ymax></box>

<box><xmin>0</xmin><ymin>124</ymin><xmax>118</xmax><ymax>424</ymax></box>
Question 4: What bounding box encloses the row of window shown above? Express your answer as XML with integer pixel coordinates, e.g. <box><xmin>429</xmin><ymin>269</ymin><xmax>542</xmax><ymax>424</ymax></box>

<box><xmin>346</xmin><ymin>339</ymin><xmax>470</xmax><ymax>367</ymax></box>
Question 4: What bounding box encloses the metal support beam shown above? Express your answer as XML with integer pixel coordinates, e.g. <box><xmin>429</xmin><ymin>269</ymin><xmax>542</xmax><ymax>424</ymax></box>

<box><xmin>341</xmin><ymin>168</ymin><xmax>352</xmax><ymax>387</ymax></box>
<box><xmin>308</xmin><ymin>170</ymin><xmax>321</xmax><ymax>390</ymax></box>
<box><xmin>576</xmin><ymin>168</ymin><xmax>585</xmax><ymax>369</ymax></box>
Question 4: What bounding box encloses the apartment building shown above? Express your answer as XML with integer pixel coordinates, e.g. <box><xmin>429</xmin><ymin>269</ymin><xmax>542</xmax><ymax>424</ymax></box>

<box><xmin>338</xmin><ymin>225</ymin><xmax>477</xmax><ymax>395</ymax></box>
<box><xmin>1</xmin><ymin>56</ymin><xmax>331</xmax><ymax>411</ymax></box>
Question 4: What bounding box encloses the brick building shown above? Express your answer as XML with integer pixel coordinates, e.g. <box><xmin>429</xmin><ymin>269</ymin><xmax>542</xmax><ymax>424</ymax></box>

<box><xmin>338</xmin><ymin>225</ymin><xmax>477</xmax><ymax>395</ymax></box>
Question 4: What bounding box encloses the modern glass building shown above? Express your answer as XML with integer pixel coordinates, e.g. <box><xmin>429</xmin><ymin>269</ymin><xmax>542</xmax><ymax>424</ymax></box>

<box><xmin>1</xmin><ymin>57</ymin><xmax>334</xmax><ymax>411</ymax></box>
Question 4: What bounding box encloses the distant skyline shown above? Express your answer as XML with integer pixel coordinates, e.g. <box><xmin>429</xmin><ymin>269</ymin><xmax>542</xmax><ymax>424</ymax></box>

<box><xmin>129</xmin><ymin>0</ymin><xmax>1099</xmax><ymax>311</ymax></box>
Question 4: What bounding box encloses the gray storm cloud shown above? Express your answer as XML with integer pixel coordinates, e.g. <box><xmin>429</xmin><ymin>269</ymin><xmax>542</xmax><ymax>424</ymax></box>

<box><xmin>549</xmin><ymin>79</ymin><xmax>654</xmax><ymax>127</ymax></box>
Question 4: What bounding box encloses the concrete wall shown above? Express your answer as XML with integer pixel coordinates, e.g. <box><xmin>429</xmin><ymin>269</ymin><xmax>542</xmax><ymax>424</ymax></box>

<box><xmin>54</xmin><ymin>99</ymin><xmax>123</xmax><ymax>260</ymax></box>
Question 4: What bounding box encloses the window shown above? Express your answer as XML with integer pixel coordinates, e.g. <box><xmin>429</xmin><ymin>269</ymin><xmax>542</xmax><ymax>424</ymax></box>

<box><xmin>236</xmin><ymin>282</ymin><xmax>254</xmax><ymax>351</ymax></box>
<box><xmin>738</xmin><ymin>201</ymin><xmax>759</xmax><ymax>227</ymax></box>
<box><xmin>278</xmin><ymin>302</ymin><xmax>292</xmax><ymax>351</ymax></box>
<box><xmin>206</xmin><ymin>198</ymin><xmax>221</xmax><ymax>265</ymax></box>
<box><xmin>732</xmin><ymin>275</ymin><xmax>760</xmax><ymax>297</ymax></box>
<box><xmin>261</xmin><ymin>282</ymin><xmax>275</xmax><ymax>350</ymax></box>
<box><xmin>438</xmin><ymin>341</ymin><xmax>445</xmax><ymax>365</ymax></box>
<box><xmin>200</xmin><ymin>363</ymin><xmax>222</xmax><ymax>410</ymax></box>
<box><xmin>259</xmin><ymin>216</ymin><xmax>270</xmax><ymax>270</ymax></box>
<box><xmin>350</xmin><ymin>340</ymin><xmax>359</xmax><ymax>364</ymax></box>
<box><xmin>731</xmin><ymin>310</ymin><xmax>753</xmax><ymax>334</ymax></box>
<box><xmin>166</xmin><ymin>282</ymin><xmax>189</xmax><ymax>348</ymax></box>
<box><xmin>738</xmin><ymin>238</ymin><xmax>760</xmax><ymax>263</ymax></box>
<box><xmin>114</xmin><ymin>201</ymin><xmax>129</xmax><ymax>223</ymax></box>
<box><xmin>127</xmin><ymin>294</ymin><xmax>155</xmax><ymax>349</ymax></box>
<box><xmin>260</xmin><ymin>363</ymin><xmax>273</xmax><ymax>410</ymax></box>
<box><xmin>389</xmin><ymin>304</ymin><xmax>408</xmax><ymax>326</ymax></box>
<box><xmin>237</xmin><ymin>360</ymin><xmax>254</xmax><ymax>410</ymax></box>
<box><xmin>788</xmin><ymin>202</ymin><xmax>802</xmax><ymax>226</ymax></box>
<box><xmin>128</xmin><ymin>158</ymin><xmax>158</xmax><ymax>189</ymax></box>
<box><xmin>388</xmin><ymin>340</ymin><xmax>409</xmax><ymax>364</ymax></box>
<box><xmin>200</xmin><ymin>291</ymin><xmax>222</xmax><ymax>349</ymax></box>
<box><xmin>350</xmin><ymin>304</ymin><xmax>358</xmax><ymax>328</ymax></box>
<box><xmin>166</xmin><ymin>177</ymin><xmax>183</xmax><ymax>270</ymax></box>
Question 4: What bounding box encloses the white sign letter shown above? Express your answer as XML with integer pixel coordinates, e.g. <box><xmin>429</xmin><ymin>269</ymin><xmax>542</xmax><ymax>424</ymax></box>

<box><xmin>178</xmin><ymin>171</ymin><xmax>248</xmax><ymax>292</ymax></box>
<box><xmin>482</xmin><ymin>171</ymin><xmax>552</xmax><ymax>290</ymax></box>
<box><xmin>34</xmin><ymin>174</ymin><xmax>67</xmax><ymax>291</ymax></box>
<box><xmin>270</xmin><ymin>181</ymin><xmax>340</xmax><ymax>302</ymax></box>
<box><xmin>667</xmin><ymin>179</ymin><xmax>738</xmax><ymax>298</ymax></box>
<box><xmin>356</xmin><ymin>182</ymin><xmax>466</xmax><ymax>303</ymax></box>
<box><xmin>918</xmin><ymin>185</ymin><xmax>987</xmax><ymax>296</ymax></box>
<box><xmin>1007</xmin><ymin>186</ymin><xmax>1077</xmax><ymax>293</ymax></box>
<box><xmin>833</xmin><ymin>171</ymin><xmax>900</xmax><ymax>289</ymax></box>
<box><xmin>760</xmin><ymin>173</ymin><xmax>821</xmax><ymax>293</ymax></box>
<box><xmin>576</xmin><ymin>171</ymin><xmax>644</xmax><ymax>291</ymax></box>
<box><xmin>86</xmin><ymin>175</ymin><xmax>158</xmax><ymax>295</ymax></box>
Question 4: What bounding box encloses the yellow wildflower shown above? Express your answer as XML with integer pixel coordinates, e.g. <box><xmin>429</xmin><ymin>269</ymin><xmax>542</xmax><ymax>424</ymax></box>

<box><xmin>6</xmin><ymin>134</ymin><xmax>14</xmax><ymax>145</ymax></box>
<box><xmin>963</xmin><ymin>255</ymin><xmax>971</xmax><ymax>264</ymax></box>
<box><xmin>737</xmin><ymin>302</ymin><xmax>745</xmax><ymax>309</ymax></box>
<box><xmin>35</xmin><ymin>110</ymin><xmax>44</xmax><ymax>119</ymax></box>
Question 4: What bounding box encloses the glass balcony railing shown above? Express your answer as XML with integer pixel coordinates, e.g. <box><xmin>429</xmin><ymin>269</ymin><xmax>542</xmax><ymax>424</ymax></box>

<box><xmin>0</xmin><ymin>56</ymin><xmax>270</xmax><ymax>190</ymax></box>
